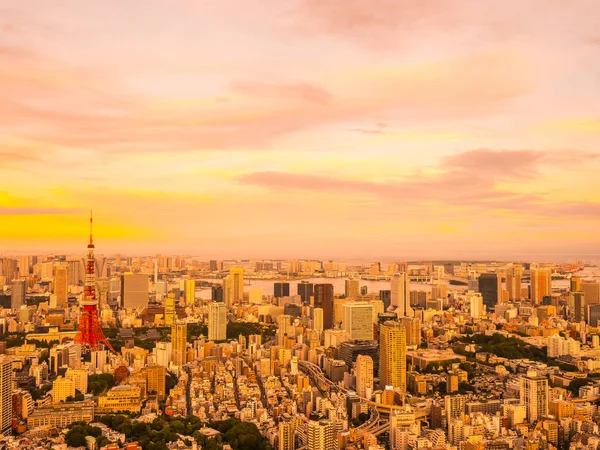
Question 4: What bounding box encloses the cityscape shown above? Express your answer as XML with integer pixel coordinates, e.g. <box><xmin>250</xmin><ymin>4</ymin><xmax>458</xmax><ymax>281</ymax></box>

<box><xmin>2</xmin><ymin>1</ymin><xmax>600</xmax><ymax>450</ymax></box>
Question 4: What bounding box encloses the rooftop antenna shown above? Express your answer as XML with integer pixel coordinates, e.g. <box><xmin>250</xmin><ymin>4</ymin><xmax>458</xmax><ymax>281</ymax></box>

<box><xmin>89</xmin><ymin>210</ymin><xmax>94</xmax><ymax>246</ymax></box>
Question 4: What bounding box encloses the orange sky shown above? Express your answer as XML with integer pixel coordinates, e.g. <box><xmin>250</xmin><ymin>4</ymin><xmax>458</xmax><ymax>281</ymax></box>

<box><xmin>1</xmin><ymin>0</ymin><xmax>600</xmax><ymax>260</ymax></box>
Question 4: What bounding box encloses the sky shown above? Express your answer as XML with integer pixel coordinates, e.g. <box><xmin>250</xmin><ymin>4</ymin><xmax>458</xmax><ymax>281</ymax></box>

<box><xmin>1</xmin><ymin>0</ymin><xmax>600</xmax><ymax>260</ymax></box>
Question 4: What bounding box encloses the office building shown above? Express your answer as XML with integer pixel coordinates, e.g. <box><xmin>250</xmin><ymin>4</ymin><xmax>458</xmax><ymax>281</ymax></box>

<box><xmin>572</xmin><ymin>292</ymin><xmax>585</xmax><ymax>323</ymax></box>
<box><xmin>338</xmin><ymin>340</ymin><xmax>379</xmax><ymax>375</ymax></box>
<box><xmin>211</xmin><ymin>285</ymin><xmax>223</xmax><ymax>302</ymax></box>
<box><xmin>65</xmin><ymin>368</ymin><xmax>88</xmax><ymax>394</ymax></box>
<box><xmin>171</xmin><ymin>323</ymin><xmax>187</xmax><ymax>367</ymax></box>
<box><xmin>379</xmin><ymin>321</ymin><xmax>407</xmax><ymax>392</ymax></box>
<box><xmin>379</xmin><ymin>290</ymin><xmax>391</xmax><ymax>311</ymax></box>
<box><xmin>530</xmin><ymin>268</ymin><xmax>552</xmax><ymax>305</ymax></box>
<box><xmin>224</xmin><ymin>268</ymin><xmax>244</xmax><ymax>307</ymax></box>
<box><xmin>506</xmin><ymin>265</ymin><xmax>523</xmax><ymax>301</ymax></box>
<box><xmin>298</xmin><ymin>282</ymin><xmax>314</xmax><ymax>304</ymax></box>
<box><xmin>582</xmin><ymin>281</ymin><xmax>600</xmax><ymax>305</ymax></box>
<box><xmin>274</xmin><ymin>282</ymin><xmax>290</xmax><ymax>298</ymax></box>
<box><xmin>400</xmin><ymin>317</ymin><xmax>421</xmax><ymax>348</ymax></box>
<box><xmin>345</xmin><ymin>279</ymin><xmax>360</xmax><ymax>299</ymax></box>
<box><xmin>520</xmin><ymin>370</ymin><xmax>548</xmax><ymax>423</ymax></box>
<box><xmin>52</xmin><ymin>376</ymin><xmax>75</xmax><ymax>403</ymax></box>
<box><xmin>343</xmin><ymin>302</ymin><xmax>373</xmax><ymax>341</ymax></box>
<box><xmin>11</xmin><ymin>278</ymin><xmax>26</xmax><ymax>310</ymax></box>
<box><xmin>53</xmin><ymin>264</ymin><xmax>69</xmax><ymax>308</ymax></box>
<box><xmin>97</xmin><ymin>385</ymin><xmax>141</xmax><ymax>414</ymax></box>
<box><xmin>355</xmin><ymin>355</ymin><xmax>374</xmax><ymax>399</ymax></box>
<box><xmin>314</xmin><ymin>284</ymin><xmax>334</xmax><ymax>330</ymax></box>
<box><xmin>27</xmin><ymin>401</ymin><xmax>94</xmax><ymax>429</ymax></box>
<box><xmin>185</xmin><ymin>279</ymin><xmax>196</xmax><ymax>306</ymax></box>
<box><xmin>478</xmin><ymin>273</ymin><xmax>499</xmax><ymax>310</ymax></box>
<box><xmin>208</xmin><ymin>302</ymin><xmax>227</xmax><ymax>341</ymax></box>
<box><xmin>145</xmin><ymin>365</ymin><xmax>167</xmax><ymax>400</ymax></box>
<box><xmin>0</xmin><ymin>358</ymin><xmax>11</xmax><ymax>435</ymax></box>
<box><xmin>588</xmin><ymin>304</ymin><xmax>600</xmax><ymax>328</ymax></box>
<box><xmin>571</xmin><ymin>276</ymin><xmax>581</xmax><ymax>293</ymax></box>
<box><xmin>307</xmin><ymin>418</ymin><xmax>336</xmax><ymax>450</ymax></box>
<box><xmin>120</xmin><ymin>273</ymin><xmax>149</xmax><ymax>309</ymax></box>
<box><xmin>391</xmin><ymin>273</ymin><xmax>412</xmax><ymax>317</ymax></box>
<box><xmin>313</xmin><ymin>308</ymin><xmax>324</xmax><ymax>333</ymax></box>
<box><xmin>470</xmin><ymin>293</ymin><xmax>484</xmax><ymax>318</ymax></box>
<box><xmin>164</xmin><ymin>293</ymin><xmax>176</xmax><ymax>326</ymax></box>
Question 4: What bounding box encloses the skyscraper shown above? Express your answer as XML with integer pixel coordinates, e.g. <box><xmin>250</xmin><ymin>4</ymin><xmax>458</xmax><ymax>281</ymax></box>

<box><xmin>298</xmin><ymin>282</ymin><xmax>314</xmax><ymax>304</ymax></box>
<box><xmin>343</xmin><ymin>302</ymin><xmax>373</xmax><ymax>341</ymax></box>
<box><xmin>570</xmin><ymin>276</ymin><xmax>581</xmax><ymax>293</ymax></box>
<box><xmin>400</xmin><ymin>317</ymin><xmax>421</xmax><ymax>348</ymax></box>
<box><xmin>344</xmin><ymin>279</ymin><xmax>360</xmax><ymax>299</ymax></box>
<box><xmin>54</xmin><ymin>264</ymin><xmax>69</xmax><ymax>308</ymax></box>
<box><xmin>211</xmin><ymin>285</ymin><xmax>223</xmax><ymax>302</ymax></box>
<box><xmin>0</xmin><ymin>357</ymin><xmax>12</xmax><ymax>435</ymax></box>
<box><xmin>184</xmin><ymin>279</ymin><xmax>196</xmax><ymax>306</ymax></box>
<box><xmin>572</xmin><ymin>292</ymin><xmax>585</xmax><ymax>323</ymax></box>
<box><xmin>279</xmin><ymin>417</ymin><xmax>295</xmax><ymax>450</ymax></box>
<box><xmin>313</xmin><ymin>308</ymin><xmax>324</xmax><ymax>333</ymax></box>
<box><xmin>307</xmin><ymin>418</ymin><xmax>336</xmax><ymax>450</ymax></box>
<box><xmin>164</xmin><ymin>293</ymin><xmax>177</xmax><ymax>326</ymax></box>
<box><xmin>120</xmin><ymin>273</ymin><xmax>149</xmax><ymax>309</ymax></box>
<box><xmin>208</xmin><ymin>302</ymin><xmax>227</xmax><ymax>341</ymax></box>
<box><xmin>11</xmin><ymin>279</ymin><xmax>26</xmax><ymax>310</ymax></box>
<box><xmin>224</xmin><ymin>268</ymin><xmax>244</xmax><ymax>307</ymax></box>
<box><xmin>274</xmin><ymin>282</ymin><xmax>290</xmax><ymax>298</ymax></box>
<box><xmin>478</xmin><ymin>273</ymin><xmax>499</xmax><ymax>310</ymax></box>
<box><xmin>379</xmin><ymin>321</ymin><xmax>407</xmax><ymax>392</ymax></box>
<box><xmin>506</xmin><ymin>264</ymin><xmax>523</xmax><ymax>301</ymax></box>
<box><xmin>391</xmin><ymin>273</ymin><xmax>412</xmax><ymax>317</ymax></box>
<box><xmin>314</xmin><ymin>284</ymin><xmax>334</xmax><ymax>330</ymax></box>
<box><xmin>355</xmin><ymin>355</ymin><xmax>374</xmax><ymax>399</ymax></box>
<box><xmin>582</xmin><ymin>281</ymin><xmax>600</xmax><ymax>305</ymax></box>
<box><xmin>530</xmin><ymin>268</ymin><xmax>552</xmax><ymax>305</ymax></box>
<box><xmin>469</xmin><ymin>293</ymin><xmax>484</xmax><ymax>319</ymax></box>
<box><xmin>379</xmin><ymin>290</ymin><xmax>391</xmax><ymax>311</ymax></box>
<box><xmin>520</xmin><ymin>370</ymin><xmax>548</xmax><ymax>423</ymax></box>
<box><xmin>171</xmin><ymin>323</ymin><xmax>187</xmax><ymax>367</ymax></box>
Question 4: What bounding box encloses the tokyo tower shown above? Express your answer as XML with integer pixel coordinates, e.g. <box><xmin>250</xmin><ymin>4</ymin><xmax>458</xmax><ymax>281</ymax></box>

<box><xmin>74</xmin><ymin>212</ymin><xmax>114</xmax><ymax>352</ymax></box>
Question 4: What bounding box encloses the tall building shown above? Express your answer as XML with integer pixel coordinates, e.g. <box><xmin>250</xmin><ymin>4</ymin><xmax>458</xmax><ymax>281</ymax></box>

<box><xmin>478</xmin><ymin>274</ymin><xmax>499</xmax><ymax>310</ymax></box>
<box><xmin>52</xmin><ymin>376</ymin><xmax>75</xmax><ymax>403</ymax></box>
<box><xmin>1</xmin><ymin>258</ymin><xmax>18</xmax><ymax>284</ymax></box>
<box><xmin>530</xmin><ymin>268</ymin><xmax>552</xmax><ymax>305</ymax></box>
<box><xmin>379</xmin><ymin>290</ymin><xmax>391</xmax><ymax>311</ymax></box>
<box><xmin>171</xmin><ymin>323</ymin><xmax>187</xmax><ymax>367</ymax></box>
<box><xmin>379</xmin><ymin>321</ymin><xmax>407</xmax><ymax>392</ymax></box>
<box><xmin>146</xmin><ymin>365</ymin><xmax>167</xmax><ymax>400</ymax></box>
<box><xmin>298</xmin><ymin>282</ymin><xmax>314</xmax><ymax>304</ymax></box>
<box><xmin>582</xmin><ymin>281</ymin><xmax>600</xmax><ymax>305</ymax></box>
<box><xmin>570</xmin><ymin>276</ymin><xmax>581</xmax><ymax>293</ymax></box>
<box><xmin>338</xmin><ymin>340</ymin><xmax>379</xmax><ymax>375</ymax></box>
<box><xmin>279</xmin><ymin>418</ymin><xmax>295</xmax><ymax>450</ymax></box>
<box><xmin>506</xmin><ymin>265</ymin><xmax>523</xmax><ymax>301</ymax></box>
<box><xmin>18</xmin><ymin>256</ymin><xmax>29</xmax><ymax>277</ymax></box>
<box><xmin>391</xmin><ymin>273</ymin><xmax>412</xmax><ymax>317</ymax></box>
<box><xmin>469</xmin><ymin>293</ymin><xmax>484</xmax><ymax>319</ymax></box>
<box><xmin>445</xmin><ymin>394</ymin><xmax>466</xmax><ymax>421</ymax></box>
<box><xmin>0</xmin><ymin>358</ymin><xmax>12</xmax><ymax>435</ymax></box>
<box><xmin>307</xmin><ymin>418</ymin><xmax>336</xmax><ymax>450</ymax></box>
<box><xmin>572</xmin><ymin>292</ymin><xmax>585</xmax><ymax>323</ymax></box>
<box><xmin>314</xmin><ymin>284</ymin><xmax>334</xmax><ymax>330</ymax></box>
<box><xmin>228</xmin><ymin>268</ymin><xmax>244</xmax><ymax>306</ymax></box>
<box><xmin>184</xmin><ymin>279</ymin><xmax>196</xmax><ymax>306</ymax></box>
<box><xmin>164</xmin><ymin>293</ymin><xmax>177</xmax><ymax>326</ymax></box>
<box><xmin>120</xmin><ymin>273</ymin><xmax>149</xmax><ymax>309</ymax></box>
<box><xmin>355</xmin><ymin>355</ymin><xmax>374</xmax><ymax>399</ymax></box>
<box><xmin>11</xmin><ymin>279</ymin><xmax>26</xmax><ymax>310</ymax></box>
<box><xmin>208</xmin><ymin>302</ymin><xmax>227</xmax><ymax>341</ymax></box>
<box><xmin>54</xmin><ymin>264</ymin><xmax>69</xmax><ymax>308</ymax></box>
<box><xmin>588</xmin><ymin>304</ymin><xmax>600</xmax><ymax>328</ymax></box>
<box><xmin>400</xmin><ymin>317</ymin><xmax>421</xmax><ymax>348</ymax></box>
<box><xmin>211</xmin><ymin>285</ymin><xmax>223</xmax><ymax>302</ymax></box>
<box><xmin>520</xmin><ymin>370</ymin><xmax>548</xmax><ymax>423</ymax></box>
<box><xmin>345</xmin><ymin>279</ymin><xmax>360</xmax><ymax>299</ymax></box>
<box><xmin>343</xmin><ymin>302</ymin><xmax>373</xmax><ymax>341</ymax></box>
<box><xmin>274</xmin><ymin>282</ymin><xmax>290</xmax><ymax>298</ymax></box>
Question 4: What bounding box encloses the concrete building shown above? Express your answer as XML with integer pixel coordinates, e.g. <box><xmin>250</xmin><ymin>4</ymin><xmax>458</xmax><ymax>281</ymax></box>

<box><xmin>343</xmin><ymin>302</ymin><xmax>373</xmax><ymax>341</ymax></box>
<box><xmin>120</xmin><ymin>273</ymin><xmax>149</xmax><ymax>309</ymax></box>
<box><xmin>355</xmin><ymin>355</ymin><xmax>374</xmax><ymax>399</ymax></box>
<box><xmin>391</xmin><ymin>273</ymin><xmax>412</xmax><ymax>317</ymax></box>
<box><xmin>520</xmin><ymin>370</ymin><xmax>548</xmax><ymax>423</ymax></box>
<box><xmin>171</xmin><ymin>323</ymin><xmax>187</xmax><ymax>367</ymax></box>
<box><xmin>380</xmin><ymin>321</ymin><xmax>407</xmax><ymax>392</ymax></box>
<box><xmin>208</xmin><ymin>302</ymin><xmax>227</xmax><ymax>341</ymax></box>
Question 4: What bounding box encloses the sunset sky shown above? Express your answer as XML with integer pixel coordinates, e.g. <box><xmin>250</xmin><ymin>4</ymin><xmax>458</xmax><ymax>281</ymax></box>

<box><xmin>1</xmin><ymin>0</ymin><xmax>599</xmax><ymax>260</ymax></box>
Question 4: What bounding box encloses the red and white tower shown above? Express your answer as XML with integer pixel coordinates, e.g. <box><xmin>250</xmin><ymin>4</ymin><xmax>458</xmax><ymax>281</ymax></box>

<box><xmin>74</xmin><ymin>212</ymin><xmax>114</xmax><ymax>352</ymax></box>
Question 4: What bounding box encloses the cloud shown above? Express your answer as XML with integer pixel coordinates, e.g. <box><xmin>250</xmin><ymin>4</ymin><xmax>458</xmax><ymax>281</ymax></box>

<box><xmin>232</xmin><ymin>81</ymin><xmax>335</xmax><ymax>105</ymax></box>
<box><xmin>0</xmin><ymin>207</ymin><xmax>84</xmax><ymax>215</ymax></box>
<box><xmin>237</xmin><ymin>149</ymin><xmax>600</xmax><ymax>220</ymax></box>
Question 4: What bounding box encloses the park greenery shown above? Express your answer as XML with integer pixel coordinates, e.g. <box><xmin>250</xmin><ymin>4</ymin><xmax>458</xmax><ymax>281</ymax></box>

<box><xmin>457</xmin><ymin>333</ymin><xmax>548</xmax><ymax>361</ymax></box>
<box><xmin>88</xmin><ymin>374</ymin><xmax>116</xmax><ymax>396</ymax></box>
<box><xmin>87</xmin><ymin>414</ymin><xmax>273</xmax><ymax>450</ymax></box>
<box><xmin>65</xmin><ymin>422</ymin><xmax>110</xmax><ymax>448</ymax></box>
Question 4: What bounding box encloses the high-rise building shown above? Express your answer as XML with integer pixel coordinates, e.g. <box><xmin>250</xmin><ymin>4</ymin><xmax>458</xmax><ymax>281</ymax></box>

<box><xmin>570</xmin><ymin>276</ymin><xmax>581</xmax><ymax>293</ymax></box>
<box><xmin>400</xmin><ymin>317</ymin><xmax>421</xmax><ymax>348</ymax></box>
<box><xmin>379</xmin><ymin>321</ymin><xmax>407</xmax><ymax>391</ymax></box>
<box><xmin>0</xmin><ymin>357</ymin><xmax>12</xmax><ymax>435</ymax></box>
<box><xmin>120</xmin><ymin>273</ymin><xmax>149</xmax><ymax>309</ymax></box>
<box><xmin>184</xmin><ymin>279</ymin><xmax>196</xmax><ymax>306</ymax></box>
<box><xmin>506</xmin><ymin>265</ymin><xmax>523</xmax><ymax>301</ymax></box>
<box><xmin>54</xmin><ymin>264</ymin><xmax>69</xmax><ymax>308</ymax></box>
<box><xmin>229</xmin><ymin>268</ymin><xmax>244</xmax><ymax>305</ymax></box>
<box><xmin>587</xmin><ymin>304</ymin><xmax>600</xmax><ymax>328</ymax></box>
<box><xmin>52</xmin><ymin>376</ymin><xmax>75</xmax><ymax>403</ymax></box>
<box><xmin>18</xmin><ymin>256</ymin><xmax>29</xmax><ymax>277</ymax></box>
<box><xmin>307</xmin><ymin>418</ymin><xmax>336</xmax><ymax>450</ymax></box>
<box><xmin>211</xmin><ymin>285</ymin><xmax>223</xmax><ymax>302</ymax></box>
<box><xmin>445</xmin><ymin>394</ymin><xmax>466</xmax><ymax>420</ymax></box>
<box><xmin>530</xmin><ymin>268</ymin><xmax>552</xmax><ymax>305</ymax></box>
<box><xmin>1</xmin><ymin>258</ymin><xmax>18</xmax><ymax>285</ymax></box>
<box><xmin>520</xmin><ymin>370</ymin><xmax>548</xmax><ymax>423</ymax></box>
<box><xmin>313</xmin><ymin>308</ymin><xmax>324</xmax><ymax>333</ymax></box>
<box><xmin>379</xmin><ymin>290</ymin><xmax>391</xmax><ymax>311</ymax></box>
<box><xmin>298</xmin><ymin>282</ymin><xmax>314</xmax><ymax>304</ymax></box>
<box><xmin>274</xmin><ymin>282</ymin><xmax>290</xmax><ymax>298</ymax></box>
<box><xmin>343</xmin><ymin>302</ymin><xmax>373</xmax><ymax>341</ymax></box>
<box><xmin>478</xmin><ymin>274</ymin><xmax>499</xmax><ymax>310</ymax></box>
<box><xmin>164</xmin><ymin>293</ymin><xmax>177</xmax><ymax>326</ymax></box>
<box><xmin>11</xmin><ymin>279</ymin><xmax>26</xmax><ymax>310</ymax></box>
<box><xmin>469</xmin><ymin>293</ymin><xmax>484</xmax><ymax>319</ymax></box>
<box><xmin>355</xmin><ymin>355</ymin><xmax>373</xmax><ymax>399</ymax></box>
<box><xmin>208</xmin><ymin>302</ymin><xmax>227</xmax><ymax>341</ymax></box>
<box><xmin>146</xmin><ymin>365</ymin><xmax>167</xmax><ymax>400</ymax></box>
<box><xmin>572</xmin><ymin>292</ymin><xmax>585</xmax><ymax>323</ymax></box>
<box><xmin>345</xmin><ymin>279</ymin><xmax>360</xmax><ymax>299</ymax></box>
<box><xmin>314</xmin><ymin>284</ymin><xmax>334</xmax><ymax>330</ymax></box>
<box><xmin>65</xmin><ymin>368</ymin><xmax>88</xmax><ymax>394</ymax></box>
<box><xmin>338</xmin><ymin>340</ymin><xmax>379</xmax><ymax>375</ymax></box>
<box><xmin>171</xmin><ymin>323</ymin><xmax>187</xmax><ymax>367</ymax></box>
<box><xmin>391</xmin><ymin>273</ymin><xmax>412</xmax><ymax>317</ymax></box>
<box><xmin>582</xmin><ymin>281</ymin><xmax>600</xmax><ymax>305</ymax></box>
<box><xmin>279</xmin><ymin>417</ymin><xmax>295</xmax><ymax>450</ymax></box>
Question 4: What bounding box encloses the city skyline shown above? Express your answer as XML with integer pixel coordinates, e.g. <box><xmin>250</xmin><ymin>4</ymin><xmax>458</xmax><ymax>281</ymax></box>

<box><xmin>1</xmin><ymin>0</ymin><xmax>600</xmax><ymax>259</ymax></box>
